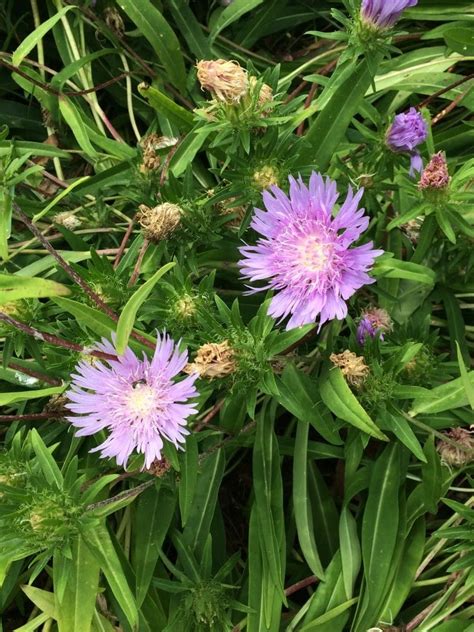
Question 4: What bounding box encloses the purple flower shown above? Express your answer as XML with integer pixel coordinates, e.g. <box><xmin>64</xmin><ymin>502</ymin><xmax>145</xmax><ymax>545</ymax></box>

<box><xmin>239</xmin><ymin>172</ymin><xmax>383</xmax><ymax>330</ymax></box>
<box><xmin>65</xmin><ymin>333</ymin><xmax>198</xmax><ymax>469</ymax></box>
<box><xmin>386</xmin><ymin>107</ymin><xmax>427</xmax><ymax>175</ymax></box>
<box><xmin>361</xmin><ymin>0</ymin><xmax>418</xmax><ymax>29</ymax></box>
<box><xmin>357</xmin><ymin>307</ymin><xmax>392</xmax><ymax>344</ymax></box>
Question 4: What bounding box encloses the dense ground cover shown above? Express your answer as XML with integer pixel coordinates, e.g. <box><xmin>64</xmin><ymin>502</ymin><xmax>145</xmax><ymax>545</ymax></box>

<box><xmin>0</xmin><ymin>0</ymin><xmax>473</xmax><ymax>630</ymax></box>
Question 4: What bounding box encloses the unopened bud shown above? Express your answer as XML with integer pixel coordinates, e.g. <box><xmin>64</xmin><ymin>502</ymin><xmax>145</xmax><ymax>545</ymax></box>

<box><xmin>330</xmin><ymin>350</ymin><xmax>369</xmax><ymax>387</ymax></box>
<box><xmin>137</xmin><ymin>203</ymin><xmax>182</xmax><ymax>242</ymax></box>
<box><xmin>185</xmin><ymin>340</ymin><xmax>236</xmax><ymax>379</ymax></box>
<box><xmin>253</xmin><ymin>165</ymin><xmax>279</xmax><ymax>189</ymax></box>
<box><xmin>196</xmin><ymin>59</ymin><xmax>248</xmax><ymax>104</ymax></box>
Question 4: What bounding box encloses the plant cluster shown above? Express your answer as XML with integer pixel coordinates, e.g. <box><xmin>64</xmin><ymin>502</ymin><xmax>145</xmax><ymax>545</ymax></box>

<box><xmin>0</xmin><ymin>0</ymin><xmax>473</xmax><ymax>630</ymax></box>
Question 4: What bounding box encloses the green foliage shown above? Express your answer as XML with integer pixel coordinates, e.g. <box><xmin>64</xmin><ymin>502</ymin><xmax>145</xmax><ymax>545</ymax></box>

<box><xmin>0</xmin><ymin>1</ymin><xmax>473</xmax><ymax>630</ymax></box>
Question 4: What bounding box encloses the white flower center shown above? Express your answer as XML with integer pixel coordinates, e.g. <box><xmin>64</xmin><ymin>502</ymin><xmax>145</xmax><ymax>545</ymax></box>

<box><xmin>296</xmin><ymin>234</ymin><xmax>333</xmax><ymax>273</ymax></box>
<box><xmin>126</xmin><ymin>383</ymin><xmax>156</xmax><ymax>418</ymax></box>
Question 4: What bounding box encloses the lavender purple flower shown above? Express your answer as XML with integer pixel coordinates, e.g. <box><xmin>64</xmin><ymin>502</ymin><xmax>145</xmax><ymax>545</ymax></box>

<box><xmin>65</xmin><ymin>333</ymin><xmax>198</xmax><ymax>469</ymax></box>
<box><xmin>239</xmin><ymin>172</ymin><xmax>383</xmax><ymax>330</ymax></box>
<box><xmin>361</xmin><ymin>0</ymin><xmax>418</xmax><ymax>29</ymax></box>
<box><xmin>386</xmin><ymin>107</ymin><xmax>427</xmax><ymax>175</ymax></box>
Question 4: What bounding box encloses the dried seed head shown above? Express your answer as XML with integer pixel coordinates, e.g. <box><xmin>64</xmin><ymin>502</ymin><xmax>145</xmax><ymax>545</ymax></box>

<box><xmin>185</xmin><ymin>340</ymin><xmax>236</xmax><ymax>379</ymax></box>
<box><xmin>248</xmin><ymin>76</ymin><xmax>273</xmax><ymax>108</ymax></box>
<box><xmin>401</xmin><ymin>217</ymin><xmax>423</xmax><ymax>244</ymax></box>
<box><xmin>418</xmin><ymin>152</ymin><xmax>450</xmax><ymax>191</ymax></box>
<box><xmin>137</xmin><ymin>203</ymin><xmax>182</xmax><ymax>242</ymax></box>
<box><xmin>104</xmin><ymin>7</ymin><xmax>125</xmax><ymax>36</ymax></box>
<box><xmin>147</xmin><ymin>457</ymin><xmax>171</xmax><ymax>477</ymax></box>
<box><xmin>44</xmin><ymin>394</ymin><xmax>68</xmax><ymax>414</ymax></box>
<box><xmin>437</xmin><ymin>427</ymin><xmax>474</xmax><ymax>467</ymax></box>
<box><xmin>196</xmin><ymin>59</ymin><xmax>249</xmax><ymax>104</ymax></box>
<box><xmin>218</xmin><ymin>197</ymin><xmax>247</xmax><ymax>227</ymax></box>
<box><xmin>253</xmin><ymin>165</ymin><xmax>279</xmax><ymax>189</ymax></box>
<box><xmin>330</xmin><ymin>350</ymin><xmax>369</xmax><ymax>387</ymax></box>
<box><xmin>53</xmin><ymin>211</ymin><xmax>82</xmax><ymax>230</ymax></box>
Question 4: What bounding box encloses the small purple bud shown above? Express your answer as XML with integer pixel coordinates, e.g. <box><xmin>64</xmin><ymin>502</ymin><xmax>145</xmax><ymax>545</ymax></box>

<box><xmin>386</xmin><ymin>108</ymin><xmax>427</xmax><ymax>176</ymax></box>
<box><xmin>361</xmin><ymin>0</ymin><xmax>418</xmax><ymax>29</ymax></box>
<box><xmin>357</xmin><ymin>308</ymin><xmax>392</xmax><ymax>344</ymax></box>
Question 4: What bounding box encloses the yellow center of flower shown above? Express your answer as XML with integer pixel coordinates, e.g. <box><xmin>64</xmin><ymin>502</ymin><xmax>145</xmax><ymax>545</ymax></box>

<box><xmin>297</xmin><ymin>235</ymin><xmax>332</xmax><ymax>273</ymax></box>
<box><xmin>127</xmin><ymin>383</ymin><xmax>156</xmax><ymax>417</ymax></box>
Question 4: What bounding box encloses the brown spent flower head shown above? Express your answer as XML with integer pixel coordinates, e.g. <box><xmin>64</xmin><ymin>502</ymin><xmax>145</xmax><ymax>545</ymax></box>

<box><xmin>330</xmin><ymin>350</ymin><xmax>369</xmax><ymax>387</ymax></box>
<box><xmin>418</xmin><ymin>152</ymin><xmax>450</xmax><ymax>191</ymax></box>
<box><xmin>218</xmin><ymin>197</ymin><xmax>247</xmax><ymax>227</ymax></box>
<box><xmin>253</xmin><ymin>165</ymin><xmax>279</xmax><ymax>189</ymax></box>
<box><xmin>137</xmin><ymin>203</ymin><xmax>182</xmax><ymax>242</ymax></box>
<box><xmin>147</xmin><ymin>457</ymin><xmax>171</xmax><ymax>477</ymax></box>
<box><xmin>53</xmin><ymin>211</ymin><xmax>82</xmax><ymax>230</ymax></box>
<box><xmin>185</xmin><ymin>340</ymin><xmax>236</xmax><ymax>379</ymax></box>
<box><xmin>196</xmin><ymin>59</ymin><xmax>249</xmax><ymax>104</ymax></box>
<box><xmin>104</xmin><ymin>6</ymin><xmax>125</xmax><ymax>36</ymax></box>
<box><xmin>139</xmin><ymin>134</ymin><xmax>178</xmax><ymax>174</ymax></box>
<box><xmin>401</xmin><ymin>217</ymin><xmax>423</xmax><ymax>244</ymax></box>
<box><xmin>104</xmin><ymin>7</ymin><xmax>125</xmax><ymax>37</ymax></box>
<box><xmin>248</xmin><ymin>76</ymin><xmax>273</xmax><ymax>108</ymax></box>
<box><xmin>437</xmin><ymin>427</ymin><xmax>474</xmax><ymax>467</ymax></box>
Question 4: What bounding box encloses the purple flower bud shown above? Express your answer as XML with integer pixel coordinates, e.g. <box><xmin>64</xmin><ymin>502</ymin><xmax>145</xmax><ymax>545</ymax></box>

<box><xmin>361</xmin><ymin>0</ymin><xmax>418</xmax><ymax>29</ymax></box>
<box><xmin>386</xmin><ymin>108</ymin><xmax>427</xmax><ymax>176</ymax></box>
<box><xmin>357</xmin><ymin>308</ymin><xmax>392</xmax><ymax>344</ymax></box>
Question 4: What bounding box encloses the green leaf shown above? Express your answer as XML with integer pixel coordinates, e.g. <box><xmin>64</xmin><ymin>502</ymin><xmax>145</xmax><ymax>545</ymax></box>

<box><xmin>21</xmin><ymin>585</ymin><xmax>56</xmax><ymax>618</ymax></box>
<box><xmin>277</xmin><ymin>365</ymin><xmax>342</xmax><ymax>445</ymax></box>
<box><xmin>300</xmin><ymin>598</ymin><xmax>358</xmax><ymax>631</ymax></box>
<box><xmin>320</xmin><ymin>368</ymin><xmax>388</xmax><ymax>441</ymax></box>
<box><xmin>444</xmin><ymin>27</ymin><xmax>474</xmax><ymax>55</ymax></box>
<box><xmin>0</xmin><ymin>186</ymin><xmax>13</xmax><ymax>261</ymax></box>
<box><xmin>0</xmin><ymin>385</ymin><xmax>64</xmax><ymax>406</ymax></box>
<box><xmin>168</xmin><ymin>0</ymin><xmax>212</xmax><ymax>58</ymax></box>
<box><xmin>32</xmin><ymin>177</ymin><xmax>89</xmax><ymax>222</ymax></box>
<box><xmin>55</xmin><ymin>537</ymin><xmax>101</xmax><ymax>632</ymax></box>
<box><xmin>456</xmin><ymin>342</ymin><xmax>474</xmax><ymax>410</ymax></box>
<box><xmin>410</xmin><ymin>371</ymin><xmax>474</xmax><ymax>415</ymax></box>
<box><xmin>0</xmin><ymin>273</ymin><xmax>70</xmax><ymax>304</ymax></box>
<box><xmin>298</xmin><ymin>58</ymin><xmax>376</xmax><ymax>170</ymax></box>
<box><xmin>30</xmin><ymin>429</ymin><xmax>63</xmax><ymax>488</ymax></box>
<box><xmin>421</xmin><ymin>435</ymin><xmax>443</xmax><ymax>513</ymax></box>
<box><xmin>52</xmin><ymin>298</ymin><xmax>117</xmax><ymax>340</ymax></box>
<box><xmin>117</xmin><ymin>0</ymin><xmax>186</xmax><ymax>91</ymax></box>
<box><xmin>115</xmin><ymin>262</ymin><xmax>175</xmax><ymax>354</ymax></box>
<box><xmin>12</xmin><ymin>6</ymin><xmax>74</xmax><ymax>66</ymax></box>
<box><xmin>83</xmin><ymin>524</ymin><xmax>139</xmax><ymax>629</ymax></box>
<box><xmin>179</xmin><ymin>433</ymin><xmax>199</xmax><ymax>527</ymax></box>
<box><xmin>293</xmin><ymin>420</ymin><xmax>325</xmax><ymax>579</ymax></box>
<box><xmin>381</xmin><ymin>517</ymin><xmax>426</xmax><ymax>623</ymax></box>
<box><xmin>210</xmin><ymin>0</ymin><xmax>265</xmax><ymax>41</ymax></box>
<box><xmin>134</xmin><ymin>485</ymin><xmax>176</xmax><ymax>606</ymax></box>
<box><xmin>381</xmin><ymin>411</ymin><xmax>427</xmax><ymax>462</ymax></box>
<box><xmin>59</xmin><ymin>98</ymin><xmax>98</xmax><ymax>159</ymax></box>
<box><xmin>138</xmin><ymin>83</ymin><xmax>194</xmax><ymax>130</ymax></box>
<box><xmin>356</xmin><ymin>444</ymin><xmax>402</xmax><ymax>632</ymax></box>
<box><xmin>373</xmin><ymin>256</ymin><xmax>436</xmax><ymax>285</ymax></box>
<box><xmin>252</xmin><ymin>404</ymin><xmax>286</xmax><ymax>605</ymax></box>
<box><xmin>182</xmin><ymin>449</ymin><xmax>225</xmax><ymax>557</ymax></box>
<box><xmin>339</xmin><ymin>506</ymin><xmax>361</xmax><ymax>600</ymax></box>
